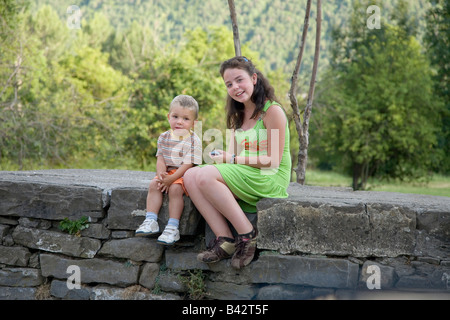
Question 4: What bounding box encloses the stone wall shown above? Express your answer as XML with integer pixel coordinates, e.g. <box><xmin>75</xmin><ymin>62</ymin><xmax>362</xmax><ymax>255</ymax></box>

<box><xmin>0</xmin><ymin>169</ymin><xmax>449</xmax><ymax>300</ymax></box>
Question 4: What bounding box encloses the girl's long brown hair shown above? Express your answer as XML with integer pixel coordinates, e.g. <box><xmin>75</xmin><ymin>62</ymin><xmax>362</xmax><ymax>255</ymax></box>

<box><xmin>219</xmin><ymin>56</ymin><xmax>278</xmax><ymax>129</ymax></box>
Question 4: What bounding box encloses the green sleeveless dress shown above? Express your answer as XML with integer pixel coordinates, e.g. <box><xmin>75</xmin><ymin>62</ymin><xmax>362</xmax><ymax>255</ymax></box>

<box><xmin>214</xmin><ymin>101</ymin><xmax>291</xmax><ymax>212</ymax></box>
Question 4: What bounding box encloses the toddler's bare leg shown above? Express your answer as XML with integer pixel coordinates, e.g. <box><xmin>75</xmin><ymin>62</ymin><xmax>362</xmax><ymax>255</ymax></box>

<box><xmin>168</xmin><ymin>183</ymin><xmax>184</xmax><ymax>220</ymax></box>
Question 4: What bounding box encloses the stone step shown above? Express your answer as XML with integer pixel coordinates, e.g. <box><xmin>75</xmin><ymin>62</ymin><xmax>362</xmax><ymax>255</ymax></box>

<box><xmin>1</xmin><ymin>169</ymin><xmax>449</xmax><ymax>300</ymax></box>
<box><xmin>257</xmin><ymin>183</ymin><xmax>450</xmax><ymax>258</ymax></box>
<box><xmin>0</xmin><ymin>169</ymin><xmax>201</xmax><ymax>236</ymax></box>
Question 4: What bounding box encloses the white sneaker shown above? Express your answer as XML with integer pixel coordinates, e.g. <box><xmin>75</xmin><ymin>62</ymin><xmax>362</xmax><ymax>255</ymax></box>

<box><xmin>135</xmin><ymin>218</ymin><xmax>159</xmax><ymax>236</ymax></box>
<box><xmin>157</xmin><ymin>225</ymin><xmax>180</xmax><ymax>245</ymax></box>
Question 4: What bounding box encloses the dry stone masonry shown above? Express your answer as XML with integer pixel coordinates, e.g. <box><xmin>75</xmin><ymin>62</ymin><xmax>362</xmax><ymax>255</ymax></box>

<box><xmin>0</xmin><ymin>169</ymin><xmax>449</xmax><ymax>300</ymax></box>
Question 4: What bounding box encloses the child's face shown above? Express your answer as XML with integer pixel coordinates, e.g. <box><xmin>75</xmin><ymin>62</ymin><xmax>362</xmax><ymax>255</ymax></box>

<box><xmin>167</xmin><ymin>104</ymin><xmax>196</xmax><ymax>136</ymax></box>
<box><xmin>223</xmin><ymin>68</ymin><xmax>257</xmax><ymax>104</ymax></box>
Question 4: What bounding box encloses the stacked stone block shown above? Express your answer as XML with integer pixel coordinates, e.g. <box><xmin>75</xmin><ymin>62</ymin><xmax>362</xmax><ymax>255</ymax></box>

<box><xmin>0</xmin><ymin>170</ymin><xmax>449</xmax><ymax>300</ymax></box>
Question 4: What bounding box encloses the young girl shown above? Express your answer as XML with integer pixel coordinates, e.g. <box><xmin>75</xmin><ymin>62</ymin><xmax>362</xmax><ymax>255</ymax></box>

<box><xmin>183</xmin><ymin>56</ymin><xmax>291</xmax><ymax>269</ymax></box>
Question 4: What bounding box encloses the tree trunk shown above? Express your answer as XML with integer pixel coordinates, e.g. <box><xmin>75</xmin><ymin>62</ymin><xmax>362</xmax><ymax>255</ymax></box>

<box><xmin>352</xmin><ymin>163</ymin><xmax>362</xmax><ymax>190</ymax></box>
<box><xmin>289</xmin><ymin>0</ymin><xmax>311</xmax><ymax>141</ymax></box>
<box><xmin>289</xmin><ymin>0</ymin><xmax>322</xmax><ymax>184</ymax></box>
<box><xmin>227</xmin><ymin>0</ymin><xmax>241</xmax><ymax>56</ymax></box>
<box><xmin>352</xmin><ymin>162</ymin><xmax>369</xmax><ymax>190</ymax></box>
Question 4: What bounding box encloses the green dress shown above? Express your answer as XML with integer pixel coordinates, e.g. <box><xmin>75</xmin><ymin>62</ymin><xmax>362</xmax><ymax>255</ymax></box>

<box><xmin>214</xmin><ymin>101</ymin><xmax>291</xmax><ymax>212</ymax></box>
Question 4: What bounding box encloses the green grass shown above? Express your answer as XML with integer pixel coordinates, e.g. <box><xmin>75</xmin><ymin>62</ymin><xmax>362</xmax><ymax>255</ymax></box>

<box><xmin>366</xmin><ymin>175</ymin><xmax>450</xmax><ymax>197</ymax></box>
<box><xmin>301</xmin><ymin>169</ymin><xmax>449</xmax><ymax>198</ymax></box>
<box><xmin>304</xmin><ymin>170</ymin><xmax>352</xmax><ymax>188</ymax></box>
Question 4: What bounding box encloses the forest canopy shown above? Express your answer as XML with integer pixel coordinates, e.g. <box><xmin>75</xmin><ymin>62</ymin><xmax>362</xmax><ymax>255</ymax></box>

<box><xmin>0</xmin><ymin>0</ymin><xmax>447</xmax><ymax>189</ymax></box>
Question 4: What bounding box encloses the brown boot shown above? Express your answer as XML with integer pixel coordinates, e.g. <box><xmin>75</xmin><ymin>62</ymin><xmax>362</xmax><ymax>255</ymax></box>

<box><xmin>197</xmin><ymin>236</ymin><xmax>236</xmax><ymax>263</ymax></box>
<box><xmin>231</xmin><ymin>228</ymin><xmax>258</xmax><ymax>269</ymax></box>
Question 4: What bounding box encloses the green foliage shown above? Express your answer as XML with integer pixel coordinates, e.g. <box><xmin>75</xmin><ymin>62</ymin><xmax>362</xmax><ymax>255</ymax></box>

<box><xmin>118</xmin><ymin>26</ymin><xmax>249</xmax><ymax>168</ymax></box>
<box><xmin>59</xmin><ymin>216</ymin><xmax>90</xmax><ymax>236</ymax></box>
<box><xmin>424</xmin><ymin>0</ymin><xmax>450</xmax><ymax>173</ymax></box>
<box><xmin>179</xmin><ymin>269</ymin><xmax>207</xmax><ymax>300</ymax></box>
<box><xmin>1</xmin><ymin>0</ymin><xmax>447</xmax><ymax>192</ymax></box>
<box><xmin>0</xmin><ymin>4</ymin><xmax>130</xmax><ymax>169</ymax></box>
<box><xmin>0</xmin><ymin>0</ymin><xmax>28</xmax><ymax>39</ymax></box>
<box><xmin>311</xmin><ymin>0</ymin><xmax>445</xmax><ymax>189</ymax></box>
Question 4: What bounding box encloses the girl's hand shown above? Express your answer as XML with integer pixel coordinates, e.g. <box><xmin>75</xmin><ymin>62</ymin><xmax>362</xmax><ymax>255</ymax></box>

<box><xmin>210</xmin><ymin>150</ymin><xmax>232</xmax><ymax>164</ymax></box>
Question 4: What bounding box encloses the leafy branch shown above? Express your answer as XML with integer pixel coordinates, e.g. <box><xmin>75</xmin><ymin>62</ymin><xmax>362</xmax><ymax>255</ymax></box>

<box><xmin>59</xmin><ymin>216</ymin><xmax>90</xmax><ymax>236</ymax></box>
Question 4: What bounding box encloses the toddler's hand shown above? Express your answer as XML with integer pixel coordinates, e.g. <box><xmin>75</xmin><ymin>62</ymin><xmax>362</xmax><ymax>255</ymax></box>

<box><xmin>158</xmin><ymin>172</ymin><xmax>174</xmax><ymax>193</ymax></box>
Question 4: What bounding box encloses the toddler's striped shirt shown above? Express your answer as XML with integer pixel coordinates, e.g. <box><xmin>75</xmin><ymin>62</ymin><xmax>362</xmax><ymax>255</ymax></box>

<box><xmin>156</xmin><ymin>130</ymin><xmax>202</xmax><ymax>169</ymax></box>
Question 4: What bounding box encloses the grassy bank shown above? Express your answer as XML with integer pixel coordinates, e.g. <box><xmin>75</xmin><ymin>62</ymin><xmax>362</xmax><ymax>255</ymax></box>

<box><xmin>302</xmin><ymin>170</ymin><xmax>449</xmax><ymax>198</ymax></box>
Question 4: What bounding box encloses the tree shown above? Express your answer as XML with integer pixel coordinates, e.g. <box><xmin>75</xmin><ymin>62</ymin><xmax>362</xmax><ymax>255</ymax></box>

<box><xmin>425</xmin><ymin>0</ymin><xmax>450</xmax><ymax>173</ymax></box>
<box><xmin>311</xmin><ymin>1</ymin><xmax>444</xmax><ymax>189</ymax></box>
<box><xmin>122</xmin><ymin>26</ymin><xmax>248</xmax><ymax>169</ymax></box>
<box><xmin>227</xmin><ymin>0</ymin><xmax>241</xmax><ymax>56</ymax></box>
<box><xmin>0</xmin><ymin>4</ymin><xmax>70</xmax><ymax>169</ymax></box>
<box><xmin>227</xmin><ymin>0</ymin><xmax>323</xmax><ymax>184</ymax></box>
<box><xmin>289</xmin><ymin>0</ymin><xmax>322</xmax><ymax>184</ymax></box>
<box><xmin>0</xmin><ymin>4</ymin><xmax>131</xmax><ymax>169</ymax></box>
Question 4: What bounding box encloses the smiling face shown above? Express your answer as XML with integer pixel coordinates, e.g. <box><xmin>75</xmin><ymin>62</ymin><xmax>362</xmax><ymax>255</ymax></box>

<box><xmin>167</xmin><ymin>103</ymin><xmax>196</xmax><ymax>136</ymax></box>
<box><xmin>223</xmin><ymin>68</ymin><xmax>257</xmax><ymax>105</ymax></box>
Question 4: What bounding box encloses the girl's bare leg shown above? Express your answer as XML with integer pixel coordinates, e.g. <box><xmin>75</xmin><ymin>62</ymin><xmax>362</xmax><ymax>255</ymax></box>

<box><xmin>183</xmin><ymin>166</ymin><xmax>253</xmax><ymax>237</ymax></box>
<box><xmin>184</xmin><ymin>167</ymin><xmax>232</xmax><ymax>238</ymax></box>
